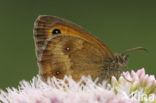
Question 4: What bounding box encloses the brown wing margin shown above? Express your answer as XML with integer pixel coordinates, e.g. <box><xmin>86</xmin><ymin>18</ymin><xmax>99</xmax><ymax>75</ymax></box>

<box><xmin>33</xmin><ymin>15</ymin><xmax>55</xmax><ymax>58</ymax></box>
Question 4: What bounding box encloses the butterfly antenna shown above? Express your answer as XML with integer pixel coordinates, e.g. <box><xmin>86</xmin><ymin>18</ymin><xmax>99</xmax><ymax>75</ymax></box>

<box><xmin>121</xmin><ymin>46</ymin><xmax>148</xmax><ymax>55</ymax></box>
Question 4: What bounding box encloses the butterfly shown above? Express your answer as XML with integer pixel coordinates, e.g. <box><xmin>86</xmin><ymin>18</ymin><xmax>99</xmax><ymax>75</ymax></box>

<box><xmin>33</xmin><ymin>15</ymin><xmax>147</xmax><ymax>82</ymax></box>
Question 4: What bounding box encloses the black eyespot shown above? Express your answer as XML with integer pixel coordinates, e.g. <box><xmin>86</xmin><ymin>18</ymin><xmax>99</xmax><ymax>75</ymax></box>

<box><xmin>52</xmin><ymin>29</ymin><xmax>61</xmax><ymax>35</ymax></box>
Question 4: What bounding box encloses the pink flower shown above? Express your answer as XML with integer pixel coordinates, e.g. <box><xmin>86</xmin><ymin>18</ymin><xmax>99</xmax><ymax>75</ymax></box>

<box><xmin>122</xmin><ymin>68</ymin><xmax>156</xmax><ymax>94</ymax></box>
<box><xmin>0</xmin><ymin>68</ymin><xmax>155</xmax><ymax>103</ymax></box>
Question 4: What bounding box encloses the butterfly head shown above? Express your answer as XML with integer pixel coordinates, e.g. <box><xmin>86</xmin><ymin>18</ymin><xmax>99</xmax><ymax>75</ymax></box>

<box><xmin>113</xmin><ymin>53</ymin><xmax>129</xmax><ymax>68</ymax></box>
<box><xmin>112</xmin><ymin>46</ymin><xmax>148</xmax><ymax>69</ymax></box>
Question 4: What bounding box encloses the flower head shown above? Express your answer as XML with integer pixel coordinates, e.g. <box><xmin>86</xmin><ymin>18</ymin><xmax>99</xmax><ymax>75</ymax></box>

<box><xmin>0</xmin><ymin>68</ymin><xmax>155</xmax><ymax>103</ymax></box>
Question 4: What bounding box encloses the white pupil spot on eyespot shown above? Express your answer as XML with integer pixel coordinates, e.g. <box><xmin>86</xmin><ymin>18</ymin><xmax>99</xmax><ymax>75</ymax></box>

<box><xmin>66</xmin><ymin>48</ymin><xmax>70</xmax><ymax>51</ymax></box>
<box><xmin>56</xmin><ymin>72</ymin><xmax>60</xmax><ymax>75</ymax></box>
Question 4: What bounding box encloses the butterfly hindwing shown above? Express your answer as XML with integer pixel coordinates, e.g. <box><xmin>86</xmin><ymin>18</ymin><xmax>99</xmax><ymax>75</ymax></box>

<box><xmin>37</xmin><ymin>35</ymin><xmax>112</xmax><ymax>82</ymax></box>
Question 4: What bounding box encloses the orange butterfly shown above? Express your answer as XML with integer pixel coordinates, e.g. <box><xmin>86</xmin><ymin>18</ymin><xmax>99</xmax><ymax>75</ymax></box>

<box><xmin>33</xmin><ymin>15</ymin><xmax>146</xmax><ymax>82</ymax></box>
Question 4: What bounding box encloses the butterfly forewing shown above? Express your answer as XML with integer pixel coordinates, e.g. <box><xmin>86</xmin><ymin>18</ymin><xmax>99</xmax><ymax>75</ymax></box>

<box><xmin>33</xmin><ymin>15</ymin><xmax>114</xmax><ymax>59</ymax></box>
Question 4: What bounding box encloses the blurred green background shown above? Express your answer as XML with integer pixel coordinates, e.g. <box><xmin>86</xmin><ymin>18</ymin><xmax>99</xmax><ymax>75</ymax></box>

<box><xmin>0</xmin><ymin>0</ymin><xmax>155</xmax><ymax>89</ymax></box>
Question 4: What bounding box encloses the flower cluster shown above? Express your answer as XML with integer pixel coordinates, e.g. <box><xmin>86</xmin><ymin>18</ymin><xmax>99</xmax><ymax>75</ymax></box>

<box><xmin>0</xmin><ymin>68</ymin><xmax>155</xmax><ymax>103</ymax></box>
<box><xmin>112</xmin><ymin>68</ymin><xmax>156</xmax><ymax>103</ymax></box>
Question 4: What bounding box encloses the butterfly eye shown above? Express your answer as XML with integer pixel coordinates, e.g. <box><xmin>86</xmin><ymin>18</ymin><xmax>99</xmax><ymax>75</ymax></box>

<box><xmin>104</xmin><ymin>68</ymin><xmax>109</xmax><ymax>71</ymax></box>
<box><xmin>52</xmin><ymin>29</ymin><xmax>61</xmax><ymax>35</ymax></box>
